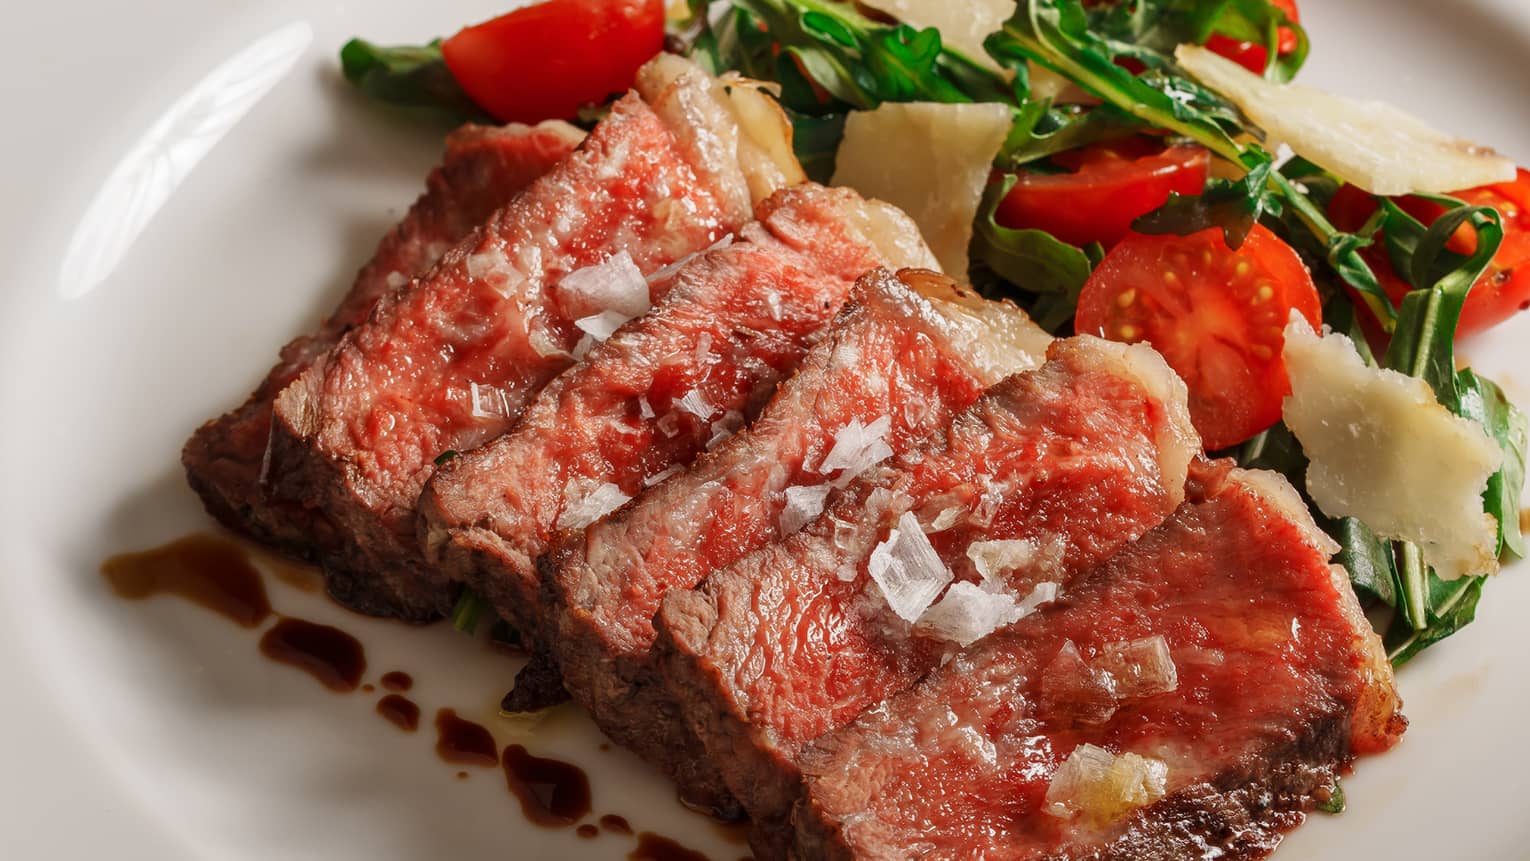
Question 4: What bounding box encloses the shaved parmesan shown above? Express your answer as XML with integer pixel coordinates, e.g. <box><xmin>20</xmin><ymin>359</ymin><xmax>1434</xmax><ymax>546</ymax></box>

<box><xmin>818</xmin><ymin>416</ymin><xmax>894</xmax><ymax>484</ymax></box>
<box><xmin>557</xmin><ymin>479</ymin><xmax>631</xmax><ymax>530</ymax></box>
<box><xmin>1045</xmin><ymin>744</ymin><xmax>1168</xmax><ymax>823</ymax></box>
<box><xmin>916</xmin><ymin>581</ymin><xmax>1023</xmax><ymax>647</ymax></box>
<box><xmin>1281</xmin><ymin>316</ymin><xmax>1502</xmax><ymax>579</ymax></box>
<box><xmin>781</xmin><ymin>484</ymin><xmax>833</xmax><ymax>535</ymax></box>
<box><xmin>832</xmin><ymin>102</ymin><xmax>1012</xmax><ymax>277</ymax></box>
<box><xmin>1176</xmin><ymin>44</ymin><xmax>1514</xmax><ymax>195</ymax></box>
<box><xmin>559</xmin><ymin>250</ymin><xmax>650</xmax><ymax>317</ymax></box>
<box><xmin>868</xmin><ymin>511</ymin><xmax>953</xmax><ymax>621</ymax></box>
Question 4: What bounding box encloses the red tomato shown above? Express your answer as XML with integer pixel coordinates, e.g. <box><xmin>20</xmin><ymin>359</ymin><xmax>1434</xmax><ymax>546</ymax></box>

<box><xmin>1205</xmin><ymin>0</ymin><xmax>1301</xmax><ymax>74</ymax></box>
<box><xmin>1075</xmin><ymin>225</ymin><xmax>1321</xmax><ymax>450</ymax></box>
<box><xmin>1327</xmin><ymin>169</ymin><xmax>1530</xmax><ymax>336</ymax></box>
<box><xmin>442</xmin><ymin>0</ymin><xmax>664</xmax><ymax>124</ymax></box>
<box><xmin>995</xmin><ymin>138</ymin><xmax>1211</xmax><ymax>249</ymax></box>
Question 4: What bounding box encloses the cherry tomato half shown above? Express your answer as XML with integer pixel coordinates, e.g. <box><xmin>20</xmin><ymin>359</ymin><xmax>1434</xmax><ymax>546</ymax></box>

<box><xmin>1204</xmin><ymin>0</ymin><xmax>1301</xmax><ymax>75</ymax></box>
<box><xmin>442</xmin><ymin>0</ymin><xmax>665</xmax><ymax>124</ymax></box>
<box><xmin>996</xmin><ymin>137</ymin><xmax>1211</xmax><ymax>249</ymax></box>
<box><xmin>1075</xmin><ymin>225</ymin><xmax>1321</xmax><ymax>450</ymax></box>
<box><xmin>1327</xmin><ymin>168</ymin><xmax>1530</xmax><ymax>337</ymax></box>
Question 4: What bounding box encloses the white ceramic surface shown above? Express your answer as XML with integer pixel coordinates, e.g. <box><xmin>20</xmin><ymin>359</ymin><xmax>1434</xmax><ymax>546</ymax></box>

<box><xmin>3</xmin><ymin>1</ymin><xmax>1528</xmax><ymax>859</ymax></box>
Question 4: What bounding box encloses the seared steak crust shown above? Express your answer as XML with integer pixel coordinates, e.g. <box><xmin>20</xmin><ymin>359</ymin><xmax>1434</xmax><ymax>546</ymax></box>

<box><xmin>265</xmin><ymin>91</ymin><xmax>747</xmax><ymax>620</ymax></box>
<box><xmin>657</xmin><ymin>336</ymin><xmax>1199</xmax><ymax>850</ymax></box>
<box><xmin>181</xmin><ymin>122</ymin><xmax>581</xmax><ymax>572</ymax></box>
<box><xmin>792</xmin><ymin>461</ymin><xmax>1405</xmax><ymax>861</ymax></box>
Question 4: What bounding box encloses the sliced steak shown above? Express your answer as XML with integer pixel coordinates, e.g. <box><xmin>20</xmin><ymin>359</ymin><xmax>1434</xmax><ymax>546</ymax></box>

<box><xmin>266</xmin><ymin>57</ymin><xmax>798</xmax><ymax>619</ymax></box>
<box><xmin>793</xmin><ymin>461</ymin><xmax>1406</xmax><ymax>861</ymax></box>
<box><xmin>542</xmin><ymin>268</ymin><xmax>1050</xmax><ymax>813</ymax></box>
<box><xmin>656</xmin><ymin>336</ymin><xmax>1200</xmax><ymax>847</ymax></box>
<box><xmin>182</xmin><ymin>120</ymin><xmax>583</xmax><ymax>554</ymax></box>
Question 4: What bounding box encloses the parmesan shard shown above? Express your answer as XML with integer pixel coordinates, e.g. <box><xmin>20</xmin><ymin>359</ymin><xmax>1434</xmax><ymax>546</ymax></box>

<box><xmin>831</xmin><ymin>102</ymin><xmax>1013</xmax><ymax>277</ymax></box>
<box><xmin>1175</xmin><ymin>44</ymin><xmax>1515</xmax><ymax>196</ymax></box>
<box><xmin>1281</xmin><ymin>315</ymin><xmax>1502</xmax><ymax>579</ymax></box>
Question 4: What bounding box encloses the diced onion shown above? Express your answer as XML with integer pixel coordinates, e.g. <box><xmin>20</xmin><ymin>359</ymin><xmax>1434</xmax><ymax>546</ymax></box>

<box><xmin>1045</xmin><ymin>744</ymin><xmax>1168</xmax><ymax>823</ymax></box>
<box><xmin>557</xmin><ymin>479</ymin><xmax>631</xmax><ymax>530</ymax></box>
<box><xmin>781</xmin><ymin>484</ymin><xmax>833</xmax><ymax>535</ymax></box>
<box><xmin>867</xmin><ymin>510</ymin><xmax>953</xmax><ymax>622</ymax></box>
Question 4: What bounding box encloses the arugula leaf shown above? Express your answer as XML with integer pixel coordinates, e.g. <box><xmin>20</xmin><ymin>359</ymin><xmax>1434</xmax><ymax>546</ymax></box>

<box><xmin>969</xmin><ymin>175</ymin><xmax>1095</xmax><ymax>332</ymax></box>
<box><xmin>339</xmin><ymin>38</ymin><xmax>487</xmax><ymax>122</ymax></box>
<box><xmin>1315</xmin><ymin>778</ymin><xmax>1346</xmax><ymax>815</ymax></box>
<box><xmin>450</xmin><ymin>589</ymin><xmax>491</xmax><ymax>635</ymax></box>
<box><xmin>1458</xmin><ymin>369</ymin><xmax>1529</xmax><ymax>559</ymax></box>
<box><xmin>1133</xmin><ymin>148</ymin><xmax>1280</xmax><ymax>248</ymax></box>
<box><xmin>1385</xmin><ymin>572</ymin><xmax>1486</xmax><ymax>666</ymax></box>
<box><xmin>996</xmin><ymin>100</ymin><xmax>1144</xmax><ymax>168</ymax></box>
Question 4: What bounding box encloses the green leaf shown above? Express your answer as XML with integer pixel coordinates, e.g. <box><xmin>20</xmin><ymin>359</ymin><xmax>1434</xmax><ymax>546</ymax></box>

<box><xmin>338</xmin><ymin>38</ymin><xmax>487</xmax><ymax>121</ymax></box>
<box><xmin>996</xmin><ymin>100</ymin><xmax>1143</xmax><ymax>168</ymax></box>
<box><xmin>1331</xmin><ymin>517</ymin><xmax>1400</xmax><ymax>609</ymax></box>
<box><xmin>1315</xmin><ymin>778</ymin><xmax>1346</xmax><ymax>815</ymax></box>
<box><xmin>434</xmin><ymin>449</ymin><xmax>460</xmax><ymax>466</ymax></box>
<box><xmin>1385</xmin><ymin>573</ymin><xmax>1486</xmax><ymax>666</ymax></box>
<box><xmin>450</xmin><ymin>589</ymin><xmax>491</xmax><ymax>635</ymax></box>
<box><xmin>786</xmin><ymin>109</ymin><xmax>846</xmax><ymax>184</ymax></box>
<box><xmin>969</xmin><ymin>174</ymin><xmax>1095</xmax><ymax>332</ymax></box>
<box><xmin>1133</xmin><ymin>148</ymin><xmax>1280</xmax><ymax>249</ymax></box>
<box><xmin>1457</xmin><ymin>369</ymin><xmax>1529</xmax><ymax>559</ymax></box>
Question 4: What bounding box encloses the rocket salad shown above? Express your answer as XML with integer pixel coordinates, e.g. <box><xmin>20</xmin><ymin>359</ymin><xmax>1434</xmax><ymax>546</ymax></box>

<box><xmin>341</xmin><ymin>0</ymin><xmax>1528</xmax><ymax>666</ymax></box>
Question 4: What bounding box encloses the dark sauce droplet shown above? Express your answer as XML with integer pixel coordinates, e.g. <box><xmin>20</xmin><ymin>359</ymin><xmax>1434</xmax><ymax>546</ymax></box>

<box><xmin>501</xmin><ymin>744</ymin><xmax>591</xmax><ymax>828</ymax></box>
<box><xmin>381</xmin><ymin>671</ymin><xmax>413</xmax><ymax>692</ymax></box>
<box><xmin>102</xmin><ymin>534</ymin><xmax>270</xmax><ymax>627</ymax></box>
<box><xmin>434</xmin><ymin>709</ymin><xmax>498</xmax><ymax>767</ymax></box>
<box><xmin>629</xmin><ymin>833</ymin><xmax>711</xmax><ymax>861</ymax></box>
<box><xmin>362</xmin><ymin>684</ymin><xmax>375</xmax><ymax>694</ymax></box>
<box><xmin>376</xmin><ymin>695</ymin><xmax>420</xmax><ymax>732</ymax></box>
<box><xmin>456</xmin><ymin>771</ymin><xmax>470</xmax><ymax>781</ymax></box>
<box><xmin>600</xmin><ymin>814</ymin><xmax>633</xmax><ymax>836</ymax></box>
<box><xmin>577</xmin><ymin>824</ymin><xmax>599</xmax><ymax>839</ymax></box>
<box><xmin>259</xmin><ymin>618</ymin><xmax>366</xmax><ymax>692</ymax></box>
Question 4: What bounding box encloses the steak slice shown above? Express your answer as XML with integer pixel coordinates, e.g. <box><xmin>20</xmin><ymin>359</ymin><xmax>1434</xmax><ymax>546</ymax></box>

<box><xmin>793</xmin><ymin>461</ymin><xmax>1406</xmax><ymax>861</ymax></box>
<box><xmin>420</xmin><ymin>185</ymin><xmax>936</xmax><ymax>636</ymax></box>
<box><xmin>656</xmin><ymin>336</ymin><xmax>1200</xmax><ymax>848</ymax></box>
<box><xmin>542</xmin><ymin>268</ymin><xmax>1051</xmax><ymax>814</ymax></box>
<box><xmin>266</xmin><ymin>57</ymin><xmax>798</xmax><ymax>619</ymax></box>
<box><xmin>182</xmin><ymin>120</ymin><xmax>583</xmax><ymax>555</ymax></box>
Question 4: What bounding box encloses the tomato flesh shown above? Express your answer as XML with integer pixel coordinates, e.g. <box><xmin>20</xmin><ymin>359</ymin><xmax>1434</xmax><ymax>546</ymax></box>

<box><xmin>996</xmin><ymin>138</ymin><xmax>1211</xmax><ymax>249</ymax></box>
<box><xmin>442</xmin><ymin>0</ymin><xmax>664</xmax><ymax>124</ymax></box>
<box><xmin>1205</xmin><ymin>0</ymin><xmax>1301</xmax><ymax>74</ymax></box>
<box><xmin>1327</xmin><ymin>168</ymin><xmax>1530</xmax><ymax>337</ymax></box>
<box><xmin>1075</xmin><ymin>225</ymin><xmax>1321</xmax><ymax>451</ymax></box>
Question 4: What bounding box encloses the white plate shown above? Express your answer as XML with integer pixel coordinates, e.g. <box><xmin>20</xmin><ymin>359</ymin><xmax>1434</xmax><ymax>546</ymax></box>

<box><xmin>3</xmin><ymin>1</ymin><xmax>1528</xmax><ymax>859</ymax></box>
